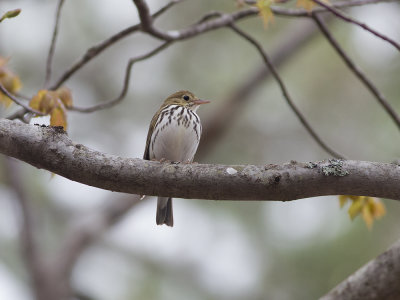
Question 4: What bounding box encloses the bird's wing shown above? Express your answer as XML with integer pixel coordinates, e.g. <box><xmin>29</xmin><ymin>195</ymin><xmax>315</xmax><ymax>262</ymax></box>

<box><xmin>143</xmin><ymin>111</ymin><xmax>160</xmax><ymax>160</ymax></box>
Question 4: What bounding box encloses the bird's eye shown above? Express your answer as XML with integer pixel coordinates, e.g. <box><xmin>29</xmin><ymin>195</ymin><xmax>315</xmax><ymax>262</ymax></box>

<box><xmin>183</xmin><ymin>95</ymin><xmax>190</xmax><ymax>101</ymax></box>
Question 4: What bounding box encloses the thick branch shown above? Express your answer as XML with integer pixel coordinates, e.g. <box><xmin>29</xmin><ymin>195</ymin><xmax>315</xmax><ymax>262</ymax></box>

<box><xmin>321</xmin><ymin>239</ymin><xmax>400</xmax><ymax>300</ymax></box>
<box><xmin>1</xmin><ymin>119</ymin><xmax>399</xmax><ymax>200</ymax></box>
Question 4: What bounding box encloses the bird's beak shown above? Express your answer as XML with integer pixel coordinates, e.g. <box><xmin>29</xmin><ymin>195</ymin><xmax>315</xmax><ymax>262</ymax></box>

<box><xmin>193</xmin><ymin>99</ymin><xmax>210</xmax><ymax>105</ymax></box>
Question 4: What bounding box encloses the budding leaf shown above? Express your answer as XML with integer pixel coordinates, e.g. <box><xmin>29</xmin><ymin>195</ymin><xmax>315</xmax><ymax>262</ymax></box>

<box><xmin>50</xmin><ymin>106</ymin><xmax>67</xmax><ymax>129</ymax></box>
<box><xmin>29</xmin><ymin>87</ymin><xmax>73</xmax><ymax>130</ymax></box>
<box><xmin>0</xmin><ymin>9</ymin><xmax>21</xmax><ymax>23</ymax></box>
<box><xmin>255</xmin><ymin>0</ymin><xmax>274</xmax><ymax>28</ymax></box>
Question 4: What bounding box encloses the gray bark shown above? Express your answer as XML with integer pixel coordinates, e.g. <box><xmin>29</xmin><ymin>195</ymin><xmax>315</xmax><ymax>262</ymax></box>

<box><xmin>321</xmin><ymin>240</ymin><xmax>400</xmax><ymax>300</ymax></box>
<box><xmin>1</xmin><ymin>118</ymin><xmax>399</xmax><ymax>201</ymax></box>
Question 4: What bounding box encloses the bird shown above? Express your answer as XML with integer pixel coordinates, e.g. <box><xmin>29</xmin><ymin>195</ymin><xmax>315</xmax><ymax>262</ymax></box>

<box><xmin>143</xmin><ymin>90</ymin><xmax>210</xmax><ymax>226</ymax></box>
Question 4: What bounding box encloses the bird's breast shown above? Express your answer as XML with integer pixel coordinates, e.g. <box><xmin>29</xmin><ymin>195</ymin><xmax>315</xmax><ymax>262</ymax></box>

<box><xmin>150</xmin><ymin>105</ymin><xmax>202</xmax><ymax>162</ymax></box>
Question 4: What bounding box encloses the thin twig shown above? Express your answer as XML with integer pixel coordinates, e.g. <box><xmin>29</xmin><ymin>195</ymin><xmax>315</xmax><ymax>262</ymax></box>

<box><xmin>51</xmin><ymin>0</ymin><xmax>181</xmax><ymax>90</ymax></box>
<box><xmin>0</xmin><ymin>83</ymin><xmax>44</xmax><ymax>115</ymax></box>
<box><xmin>229</xmin><ymin>24</ymin><xmax>345</xmax><ymax>159</ymax></box>
<box><xmin>51</xmin><ymin>0</ymin><xmax>395</xmax><ymax>90</ymax></box>
<box><xmin>312</xmin><ymin>14</ymin><xmax>400</xmax><ymax>131</ymax></box>
<box><xmin>70</xmin><ymin>41</ymin><xmax>172</xmax><ymax>113</ymax></box>
<box><xmin>44</xmin><ymin>0</ymin><xmax>66</xmax><ymax>88</ymax></box>
<box><xmin>198</xmin><ymin>17</ymin><xmax>328</xmax><ymax>157</ymax></box>
<box><xmin>312</xmin><ymin>0</ymin><xmax>400</xmax><ymax>52</ymax></box>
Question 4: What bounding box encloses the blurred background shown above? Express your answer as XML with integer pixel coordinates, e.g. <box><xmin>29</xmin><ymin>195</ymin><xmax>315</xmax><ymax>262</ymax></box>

<box><xmin>0</xmin><ymin>0</ymin><xmax>399</xmax><ymax>299</ymax></box>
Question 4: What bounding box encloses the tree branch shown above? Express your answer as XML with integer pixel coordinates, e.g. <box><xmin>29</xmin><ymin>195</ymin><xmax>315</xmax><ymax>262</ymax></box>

<box><xmin>50</xmin><ymin>0</ymin><xmax>181</xmax><ymax>90</ymax></box>
<box><xmin>129</xmin><ymin>0</ymin><xmax>398</xmax><ymax>41</ymax></box>
<box><xmin>69</xmin><ymin>41</ymin><xmax>172</xmax><ymax>112</ymax></box>
<box><xmin>312</xmin><ymin>0</ymin><xmax>400</xmax><ymax>52</ymax></box>
<box><xmin>312</xmin><ymin>14</ymin><xmax>400</xmax><ymax>131</ymax></box>
<box><xmin>0</xmin><ymin>83</ymin><xmax>44</xmax><ymax>115</ymax></box>
<box><xmin>229</xmin><ymin>23</ymin><xmax>345</xmax><ymax>159</ymax></box>
<box><xmin>321</xmin><ymin>238</ymin><xmax>400</xmax><ymax>300</ymax></box>
<box><xmin>1</xmin><ymin>119</ymin><xmax>399</xmax><ymax>200</ymax></box>
<box><xmin>198</xmin><ymin>19</ymin><xmax>326</xmax><ymax>157</ymax></box>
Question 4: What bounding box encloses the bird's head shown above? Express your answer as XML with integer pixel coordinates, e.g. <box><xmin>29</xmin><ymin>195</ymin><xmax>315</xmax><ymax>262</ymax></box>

<box><xmin>162</xmin><ymin>90</ymin><xmax>210</xmax><ymax>111</ymax></box>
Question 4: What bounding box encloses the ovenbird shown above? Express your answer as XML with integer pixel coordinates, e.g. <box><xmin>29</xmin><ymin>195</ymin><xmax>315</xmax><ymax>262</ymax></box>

<box><xmin>143</xmin><ymin>90</ymin><xmax>210</xmax><ymax>226</ymax></box>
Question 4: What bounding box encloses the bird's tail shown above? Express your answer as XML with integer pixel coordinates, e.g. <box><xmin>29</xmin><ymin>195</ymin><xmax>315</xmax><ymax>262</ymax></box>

<box><xmin>156</xmin><ymin>197</ymin><xmax>173</xmax><ymax>226</ymax></box>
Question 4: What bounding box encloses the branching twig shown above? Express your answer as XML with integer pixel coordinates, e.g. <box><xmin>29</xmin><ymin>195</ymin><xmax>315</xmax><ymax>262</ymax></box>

<box><xmin>132</xmin><ymin>0</ymin><xmax>398</xmax><ymax>41</ymax></box>
<box><xmin>312</xmin><ymin>14</ymin><xmax>400</xmax><ymax>131</ymax></box>
<box><xmin>50</xmin><ymin>0</ymin><xmax>396</xmax><ymax>90</ymax></box>
<box><xmin>70</xmin><ymin>41</ymin><xmax>172</xmax><ymax>113</ymax></box>
<box><xmin>50</xmin><ymin>0</ymin><xmax>181</xmax><ymax>90</ymax></box>
<box><xmin>132</xmin><ymin>0</ymin><xmax>175</xmax><ymax>40</ymax></box>
<box><xmin>229</xmin><ymin>24</ymin><xmax>345</xmax><ymax>159</ymax></box>
<box><xmin>0</xmin><ymin>83</ymin><xmax>44</xmax><ymax>115</ymax></box>
<box><xmin>44</xmin><ymin>0</ymin><xmax>66</xmax><ymax>88</ymax></box>
<box><xmin>312</xmin><ymin>0</ymin><xmax>400</xmax><ymax>52</ymax></box>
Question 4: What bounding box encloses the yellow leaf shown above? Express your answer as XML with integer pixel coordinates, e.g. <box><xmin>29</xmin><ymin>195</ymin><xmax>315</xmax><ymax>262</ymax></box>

<box><xmin>40</xmin><ymin>91</ymin><xmax>57</xmax><ymax>114</ymax></box>
<box><xmin>369</xmin><ymin>198</ymin><xmax>386</xmax><ymax>219</ymax></box>
<box><xmin>29</xmin><ymin>90</ymin><xmax>48</xmax><ymax>112</ymax></box>
<box><xmin>0</xmin><ymin>59</ymin><xmax>22</xmax><ymax>108</ymax></box>
<box><xmin>56</xmin><ymin>87</ymin><xmax>73</xmax><ymax>108</ymax></box>
<box><xmin>362</xmin><ymin>204</ymin><xmax>373</xmax><ymax>229</ymax></box>
<box><xmin>348</xmin><ymin>197</ymin><xmax>364</xmax><ymax>220</ymax></box>
<box><xmin>255</xmin><ymin>0</ymin><xmax>274</xmax><ymax>27</ymax></box>
<box><xmin>50</xmin><ymin>105</ymin><xmax>67</xmax><ymax>129</ymax></box>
